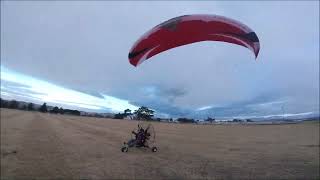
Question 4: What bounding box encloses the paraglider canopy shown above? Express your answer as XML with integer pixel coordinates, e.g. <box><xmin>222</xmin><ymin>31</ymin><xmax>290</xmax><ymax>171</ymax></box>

<box><xmin>128</xmin><ymin>14</ymin><xmax>260</xmax><ymax>67</ymax></box>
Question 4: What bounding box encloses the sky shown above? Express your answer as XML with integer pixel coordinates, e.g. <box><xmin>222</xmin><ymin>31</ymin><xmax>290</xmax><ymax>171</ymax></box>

<box><xmin>1</xmin><ymin>1</ymin><xmax>319</xmax><ymax>119</ymax></box>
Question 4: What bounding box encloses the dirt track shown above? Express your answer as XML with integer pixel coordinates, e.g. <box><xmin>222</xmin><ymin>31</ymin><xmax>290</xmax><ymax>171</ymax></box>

<box><xmin>1</xmin><ymin>108</ymin><xmax>319</xmax><ymax>179</ymax></box>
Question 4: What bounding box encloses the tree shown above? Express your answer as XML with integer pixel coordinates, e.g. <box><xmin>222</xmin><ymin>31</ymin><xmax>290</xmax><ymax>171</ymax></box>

<box><xmin>232</xmin><ymin>119</ymin><xmax>243</xmax><ymax>122</ymax></box>
<box><xmin>8</xmin><ymin>100</ymin><xmax>19</xmax><ymax>109</ymax></box>
<box><xmin>0</xmin><ymin>98</ymin><xmax>9</xmax><ymax>108</ymax></box>
<box><xmin>73</xmin><ymin>110</ymin><xmax>81</xmax><ymax>116</ymax></box>
<box><xmin>177</xmin><ymin>118</ymin><xmax>195</xmax><ymax>123</ymax></box>
<box><xmin>206</xmin><ymin>117</ymin><xmax>215</xmax><ymax>123</ymax></box>
<box><xmin>124</xmin><ymin>109</ymin><xmax>132</xmax><ymax>116</ymax></box>
<box><xmin>59</xmin><ymin>107</ymin><xmax>64</xmax><ymax>114</ymax></box>
<box><xmin>50</xmin><ymin>106</ymin><xmax>59</xmax><ymax>114</ymax></box>
<box><xmin>113</xmin><ymin>109</ymin><xmax>133</xmax><ymax>120</ymax></box>
<box><xmin>39</xmin><ymin>103</ymin><xmax>48</xmax><ymax>113</ymax></box>
<box><xmin>134</xmin><ymin>106</ymin><xmax>154</xmax><ymax>120</ymax></box>
<box><xmin>114</xmin><ymin>113</ymin><xmax>125</xmax><ymax>119</ymax></box>
<box><xmin>21</xmin><ymin>105</ymin><xmax>27</xmax><ymax>110</ymax></box>
<box><xmin>124</xmin><ymin>109</ymin><xmax>134</xmax><ymax>119</ymax></box>
<box><xmin>62</xmin><ymin>109</ymin><xmax>80</xmax><ymax>116</ymax></box>
<box><xmin>27</xmin><ymin>103</ymin><xmax>34</xmax><ymax>111</ymax></box>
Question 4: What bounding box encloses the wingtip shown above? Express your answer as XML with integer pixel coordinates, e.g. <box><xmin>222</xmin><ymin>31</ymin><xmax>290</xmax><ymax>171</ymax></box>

<box><xmin>254</xmin><ymin>42</ymin><xmax>260</xmax><ymax>60</ymax></box>
<box><xmin>129</xmin><ymin>59</ymin><xmax>138</xmax><ymax>67</ymax></box>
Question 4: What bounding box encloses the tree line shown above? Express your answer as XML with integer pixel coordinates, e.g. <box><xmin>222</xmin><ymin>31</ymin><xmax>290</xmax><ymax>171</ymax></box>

<box><xmin>0</xmin><ymin>98</ymin><xmax>80</xmax><ymax>116</ymax></box>
<box><xmin>113</xmin><ymin>107</ymin><xmax>218</xmax><ymax>123</ymax></box>
<box><xmin>0</xmin><ymin>98</ymin><xmax>157</xmax><ymax>120</ymax></box>
<box><xmin>1</xmin><ymin>98</ymin><xmax>230</xmax><ymax>122</ymax></box>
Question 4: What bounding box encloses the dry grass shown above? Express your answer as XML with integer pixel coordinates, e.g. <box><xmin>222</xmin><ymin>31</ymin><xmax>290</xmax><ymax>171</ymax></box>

<box><xmin>1</xmin><ymin>108</ymin><xmax>319</xmax><ymax>179</ymax></box>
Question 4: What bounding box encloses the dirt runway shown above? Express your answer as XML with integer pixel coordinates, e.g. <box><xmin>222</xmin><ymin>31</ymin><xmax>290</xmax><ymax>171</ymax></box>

<box><xmin>1</xmin><ymin>109</ymin><xmax>319</xmax><ymax>179</ymax></box>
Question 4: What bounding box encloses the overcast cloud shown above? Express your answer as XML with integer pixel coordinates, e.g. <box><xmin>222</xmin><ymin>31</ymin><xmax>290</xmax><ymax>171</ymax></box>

<box><xmin>1</xmin><ymin>1</ymin><xmax>319</xmax><ymax>119</ymax></box>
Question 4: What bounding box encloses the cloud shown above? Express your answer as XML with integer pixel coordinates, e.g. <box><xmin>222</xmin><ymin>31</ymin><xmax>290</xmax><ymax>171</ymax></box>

<box><xmin>1</xmin><ymin>1</ymin><xmax>319</xmax><ymax>118</ymax></box>
<box><xmin>197</xmin><ymin>106</ymin><xmax>213</xmax><ymax>111</ymax></box>
<box><xmin>1</xmin><ymin>66</ymin><xmax>139</xmax><ymax>112</ymax></box>
<box><xmin>1</xmin><ymin>80</ymin><xmax>31</xmax><ymax>89</ymax></box>
<box><xmin>192</xmin><ymin>94</ymin><xmax>292</xmax><ymax>119</ymax></box>
<box><xmin>139</xmin><ymin>85</ymin><xmax>187</xmax><ymax>103</ymax></box>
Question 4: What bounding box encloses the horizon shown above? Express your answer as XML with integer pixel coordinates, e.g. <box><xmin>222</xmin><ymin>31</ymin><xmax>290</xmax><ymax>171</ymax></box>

<box><xmin>1</xmin><ymin>96</ymin><xmax>318</xmax><ymax>121</ymax></box>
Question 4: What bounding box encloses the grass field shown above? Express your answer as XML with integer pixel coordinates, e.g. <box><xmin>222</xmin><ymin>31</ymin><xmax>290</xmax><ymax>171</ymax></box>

<box><xmin>1</xmin><ymin>108</ymin><xmax>319</xmax><ymax>179</ymax></box>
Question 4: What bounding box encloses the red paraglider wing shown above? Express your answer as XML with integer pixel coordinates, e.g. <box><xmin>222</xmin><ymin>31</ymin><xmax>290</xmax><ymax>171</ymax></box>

<box><xmin>128</xmin><ymin>14</ymin><xmax>260</xmax><ymax>67</ymax></box>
